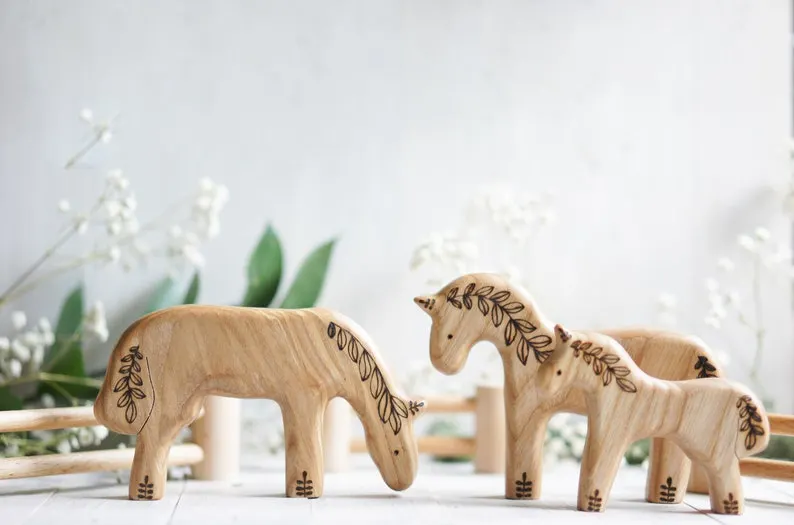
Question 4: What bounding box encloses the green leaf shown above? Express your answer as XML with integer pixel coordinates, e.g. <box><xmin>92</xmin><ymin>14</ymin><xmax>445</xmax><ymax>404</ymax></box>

<box><xmin>146</xmin><ymin>276</ymin><xmax>181</xmax><ymax>314</ymax></box>
<box><xmin>279</xmin><ymin>239</ymin><xmax>336</xmax><ymax>309</ymax></box>
<box><xmin>41</xmin><ymin>286</ymin><xmax>92</xmax><ymax>401</ymax></box>
<box><xmin>55</xmin><ymin>285</ymin><xmax>84</xmax><ymax>339</ymax></box>
<box><xmin>0</xmin><ymin>387</ymin><xmax>23</xmax><ymax>411</ymax></box>
<box><xmin>183</xmin><ymin>272</ymin><xmax>201</xmax><ymax>305</ymax></box>
<box><xmin>242</xmin><ymin>225</ymin><xmax>283</xmax><ymax>307</ymax></box>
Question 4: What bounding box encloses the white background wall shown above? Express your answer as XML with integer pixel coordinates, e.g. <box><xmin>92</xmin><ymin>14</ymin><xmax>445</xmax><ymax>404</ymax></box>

<box><xmin>1</xmin><ymin>1</ymin><xmax>792</xmax><ymax>422</ymax></box>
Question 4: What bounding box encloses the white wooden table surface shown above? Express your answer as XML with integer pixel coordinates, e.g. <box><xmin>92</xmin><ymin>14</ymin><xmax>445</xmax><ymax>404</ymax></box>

<box><xmin>2</xmin><ymin>458</ymin><xmax>793</xmax><ymax>524</ymax></box>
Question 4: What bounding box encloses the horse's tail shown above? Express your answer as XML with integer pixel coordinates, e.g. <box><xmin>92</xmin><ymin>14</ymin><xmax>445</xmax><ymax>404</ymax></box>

<box><xmin>734</xmin><ymin>389</ymin><xmax>770</xmax><ymax>459</ymax></box>
<box><xmin>94</xmin><ymin>317</ymin><xmax>156</xmax><ymax>435</ymax></box>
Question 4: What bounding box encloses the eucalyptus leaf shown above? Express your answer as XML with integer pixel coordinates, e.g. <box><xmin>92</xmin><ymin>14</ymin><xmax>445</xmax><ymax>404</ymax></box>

<box><xmin>54</xmin><ymin>285</ymin><xmax>84</xmax><ymax>338</ymax></box>
<box><xmin>146</xmin><ymin>276</ymin><xmax>181</xmax><ymax>314</ymax></box>
<box><xmin>0</xmin><ymin>387</ymin><xmax>23</xmax><ymax>411</ymax></box>
<box><xmin>242</xmin><ymin>225</ymin><xmax>283</xmax><ymax>307</ymax></box>
<box><xmin>41</xmin><ymin>286</ymin><xmax>92</xmax><ymax>401</ymax></box>
<box><xmin>183</xmin><ymin>272</ymin><xmax>201</xmax><ymax>305</ymax></box>
<box><xmin>279</xmin><ymin>239</ymin><xmax>335</xmax><ymax>309</ymax></box>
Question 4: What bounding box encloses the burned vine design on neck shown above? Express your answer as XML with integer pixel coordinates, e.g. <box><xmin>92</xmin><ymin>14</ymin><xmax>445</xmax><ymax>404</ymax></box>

<box><xmin>737</xmin><ymin>395</ymin><xmax>764</xmax><ymax>450</ymax></box>
<box><xmin>570</xmin><ymin>340</ymin><xmax>637</xmax><ymax>393</ymax></box>
<box><xmin>113</xmin><ymin>345</ymin><xmax>147</xmax><ymax>424</ymax></box>
<box><xmin>445</xmin><ymin>283</ymin><xmax>552</xmax><ymax>365</ymax></box>
<box><xmin>327</xmin><ymin>322</ymin><xmax>410</xmax><ymax>435</ymax></box>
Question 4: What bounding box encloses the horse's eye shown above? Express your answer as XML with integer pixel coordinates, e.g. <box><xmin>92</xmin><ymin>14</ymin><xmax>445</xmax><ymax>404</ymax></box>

<box><xmin>393</xmin><ymin>450</ymin><xmax>400</xmax><ymax>456</ymax></box>
<box><xmin>556</xmin><ymin>369</ymin><xmax>562</xmax><ymax>376</ymax></box>
<box><xmin>447</xmin><ymin>334</ymin><xmax>453</xmax><ymax>340</ymax></box>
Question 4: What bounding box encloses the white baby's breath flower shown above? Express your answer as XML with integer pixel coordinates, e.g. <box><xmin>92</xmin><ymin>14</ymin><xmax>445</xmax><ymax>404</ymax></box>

<box><xmin>83</xmin><ymin>301</ymin><xmax>109</xmax><ymax>343</ymax></box>
<box><xmin>57</xmin><ymin>199</ymin><xmax>71</xmax><ymax>213</ymax></box>
<box><xmin>74</xmin><ymin>215</ymin><xmax>89</xmax><ymax>235</ymax></box>
<box><xmin>11</xmin><ymin>311</ymin><xmax>27</xmax><ymax>330</ymax></box>
<box><xmin>106</xmin><ymin>169</ymin><xmax>129</xmax><ymax>191</ymax></box>
<box><xmin>10</xmin><ymin>339</ymin><xmax>30</xmax><ymax>361</ymax></box>
<box><xmin>107</xmin><ymin>246</ymin><xmax>121</xmax><ymax>263</ymax></box>
<box><xmin>726</xmin><ymin>291</ymin><xmax>741</xmax><ymax>307</ymax></box>
<box><xmin>7</xmin><ymin>358</ymin><xmax>22</xmax><ymax>378</ymax></box>
<box><xmin>79</xmin><ymin>108</ymin><xmax>94</xmax><ymax>124</ymax></box>
<box><xmin>40</xmin><ymin>393</ymin><xmax>56</xmax><ymax>409</ymax></box>
<box><xmin>569</xmin><ymin>436</ymin><xmax>585</xmax><ymax>458</ymax></box>
<box><xmin>56</xmin><ymin>440</ymin><xmax>71</xmax><ymax>454</ymax></box>
<box><xmin>69</xmin><ymin>435</ymin><xmax>80</xmax><ymax>450</ymax></box>
<box><xmin>737</xmin><ymin>234</ymin><xmax>756</xmax><ymax>252</ymax></box>
<box><xmin>717</xmin><ymin>257</ymin><xmax>735</xmax><ymax>273</ymax></box>
<box><xmin>0</xmin><ymin>337</ymin><xmax>9</xmax><ymax>351</ymax></box>
<box><xmin>704</xmin><ymin>278</ymin><xmax>720</xmax><ymax>293</ymax></box>
<box><xmin>77</xmin><ymin>428</ymin><xmax>95</xmax><ymax>447</ymax></box>
<box><xmin>100</xmin><ymin>129</ymin><xmax>113</xmax><ymax>144</ymax></box>
<box><xmin>91</xmin><ymin>425</ymin><xmax>109</xmax><ymax>445</ymax></box>
<box><xmin>754</xmin><ymin>227</ymin><xmax>771</xmax><ymax>242</ymax></box>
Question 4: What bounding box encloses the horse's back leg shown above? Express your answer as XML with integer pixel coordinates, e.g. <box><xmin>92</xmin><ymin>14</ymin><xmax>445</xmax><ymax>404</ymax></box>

<box><xmin>645</xmin><ymin>438</ymin><xmax>690</xmax><ymax>503</ymax></box>
<box><xmin>506</xmin><ymin>409</ymin><xmax>551</xmax><ymax>500</ymax></box>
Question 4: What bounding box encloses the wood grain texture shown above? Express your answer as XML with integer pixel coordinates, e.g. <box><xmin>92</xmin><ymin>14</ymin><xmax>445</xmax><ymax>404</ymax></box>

<box><xmin>93</xmin><ymin>306</ymin><xmax>425</xmax><ymax>500</ymax></box>
<box><xmin>537</xmin><ymin>325</ymin><xmax>769</xmax><ymax>514</ymax></box>
<box><xmin>0</xmin><ymin>406</ymin><xmax>96</xmax><ymax>433</ymax></box>
<box><xmin>0</xmin><ymin>444</ymin><xmax>202</xmax><ymax>480</ymax></box>
<box><xmin>414</xmin><ymin>272</ymin><xmax>726</xmax><ymax>504</ymax></box>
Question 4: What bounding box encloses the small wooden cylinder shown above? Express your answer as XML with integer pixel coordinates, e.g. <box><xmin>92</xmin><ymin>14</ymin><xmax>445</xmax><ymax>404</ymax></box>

<box><xmin>191</xmin><ymin>396</ymin><xmax>240</xmax><ymax>481</ymax></box>
<box><xmin>323</xmin><ymin>397</ymin><xmax>351</xmax><ymax>472</ymax></box>
<box><xmin>687</xmin><ymin>463</ymin><xmax>710</xmax><ymax>494</ymax></box>
<box><xmin>0</xmin><ymin>406</ymin><xmax>96</xmax><ymax>433</ymax></box>
<box><xmin>474</xmin><ymin>385</ymin><xmax>505</xmax><ymax>473</ymax></box>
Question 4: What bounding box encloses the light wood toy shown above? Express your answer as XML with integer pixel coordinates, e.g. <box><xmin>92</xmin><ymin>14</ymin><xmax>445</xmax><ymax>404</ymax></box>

<box><xmin>413</xmin><ymin>272</ymin><xmax>726</xmax><ymax>503</ymax></box>
<box><xmin>537</xmin><ymin>324</ymin><xmax>769</xmax><ymax>514</ymax></box>
<box><xmin>93</xmin><ymin>305</ymin><xmax>425</xmax><ymax>500</ymax></box>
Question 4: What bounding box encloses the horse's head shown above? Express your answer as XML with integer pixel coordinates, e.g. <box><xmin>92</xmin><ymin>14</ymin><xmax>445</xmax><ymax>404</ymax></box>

<box><xmin>413</xmin><ymin>283</ymin><xmax>485</xmax><ymax>375</ymax></box>
<box><xmin>364</xmin><ymin>395</ymin><xmax>426</xmax><ymax>491</ymax></box>
<box><xmin>536</xmin><ymin>324</ymin><xmax>576</xmax><ymax>397</ymax></box>
<box><xmin>414</xmin><ymin>273</ymin><xmax>551</xmax><ymax>375</ymax></box>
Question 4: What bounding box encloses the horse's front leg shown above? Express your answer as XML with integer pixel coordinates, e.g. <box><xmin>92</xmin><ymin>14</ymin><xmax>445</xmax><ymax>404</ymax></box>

<box><xmin>281</xmin><ymin>394</ymin><xmax>326</xmax><ymax>498</ymax></box>
<box><xmin>577</xmin><ymin>423</ymin><xmax>628</xmax><ymax>512</ymax></box>
<box><xmin>506</xmin><ymin>409</ymin><xmax>551</xmax><ymax>500</ymax></box>
<box><xmin>129</xmin><ymin>425</ymin><xmax>176</xmax><ymax>500</ymax></box>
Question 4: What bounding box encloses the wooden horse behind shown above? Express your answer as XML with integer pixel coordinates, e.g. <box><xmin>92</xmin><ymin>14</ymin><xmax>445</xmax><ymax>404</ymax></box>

<box><xmin>413</xmin><ymin>272</ymin><xmax>725</xmax><ymax>503</ymax></box>
<box><xmin>537</xmin><ymin>325</ymin><xmax>769</xmax><ymax>514</ymax></box>
<box><xmin>95</xmin><ymin>305</ymin><xmax>425</xmax><ymax>500</ymax></box>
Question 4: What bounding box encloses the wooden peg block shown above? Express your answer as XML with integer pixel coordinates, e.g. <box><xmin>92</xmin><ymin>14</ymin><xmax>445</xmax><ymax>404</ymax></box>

<box><xmin>94</xmin><ymin>306</ymin><xmax>425</xmax><ymax>500</ymax></box>
<box><xmin>415</xmin><ymin>273</ymin><xmax>727</xmax><ymax>503</ymax></box>
<box><xmin>536</xmin><ymin>325</ymin><xmax>769</xmax><ymax>514</ymax></box>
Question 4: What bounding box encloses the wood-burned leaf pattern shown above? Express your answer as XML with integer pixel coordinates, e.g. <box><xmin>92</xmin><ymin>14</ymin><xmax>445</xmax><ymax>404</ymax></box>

<box><xmin>445</xmin><ymin>284</ymin><xmax>551</xmax><ymax>366</ymax></box>
<box><xmin>571</xmin><ymin>340</ymin><xmax>637</xmax><ymax>394</ymax></box>
<box><xmin>137</xmin><ymin>475</ymin><xmax>154</xmax><ymax>500</ymax></box>
<box><xmin>327</xmin><ymin>322</ymin><xmax>411</xmax><ymax>435</ymax></box>
<box><xmin>736</xmin><ymin>395</ymin><xmax>765</xmax><ymax>450</ymax></box>
<box><xmin>114</xmin><ymin>345</ymin><xmax>146</xmax><ymax>424</ymax></box>
<box><xmin>694</xmin><ymin>355</ymin><xmax>718</xmax><ymax>378</ymax></box>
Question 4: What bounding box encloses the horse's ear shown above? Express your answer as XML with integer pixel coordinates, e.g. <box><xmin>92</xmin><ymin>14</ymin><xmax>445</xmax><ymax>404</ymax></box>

<box><xmin>409</xmin><ymin>399</ymin><xmax>427</xmax><ymax>418</ymax></box>
<box><xmin>413</xmin><ymin>295</ymin><xmax>437</xmax><ymax>314</ymax></box>
<box><xmin>555</xmin><ymin>324</ymin><xmax>572</xmax><ymax>343</ymax></box>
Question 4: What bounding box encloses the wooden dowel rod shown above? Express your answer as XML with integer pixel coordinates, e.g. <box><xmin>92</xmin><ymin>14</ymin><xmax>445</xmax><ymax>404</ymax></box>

<box><xmin>0</xmin><ymin>407</ymin><xmax>97</xmax><ymax>433</ymax></box>
<box><xmin>0</xmin><ymin>443</ymin><xmax>204</xmax><ymax>481</ymax></box>
<box><xmin>351</xmin><ymin>436</ymin><xmax>475</xmax><ymax>457</ymax></box>
<box><xmin>769</xmin><ymin>414</ymin><xmax>794</xmax><ymax>436</ymax></box>
<box><xmin>420</xmin><ymin>396</ymin><xmax>476</xmax><ymax>413</ymax></box>
<box><xmin>740</xmin><ymin>457</ymin><xmax>794</xmax><ymax>482</ymax></box>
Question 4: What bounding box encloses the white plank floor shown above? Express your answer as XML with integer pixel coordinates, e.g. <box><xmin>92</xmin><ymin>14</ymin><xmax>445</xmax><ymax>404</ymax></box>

<box><xmin>2</xmin><ymin>458</ymin><xmax>793</xmax><ymax>524</ymax></box>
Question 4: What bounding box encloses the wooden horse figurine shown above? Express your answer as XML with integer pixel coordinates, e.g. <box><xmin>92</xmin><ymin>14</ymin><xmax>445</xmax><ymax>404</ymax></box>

<box><xmin>413</xmin><ymin>272</ymin><xmax>725</xmax><ymax>503</ymax></box>
<box><xmin>537</xmin><ymin>325</ymin><xmax>769</xmax><ymax>514</ymax></box>
<box><xmin>94</xmin><ymin>305</ymin><xmax>425</xmax><ymax>500</ymax></box>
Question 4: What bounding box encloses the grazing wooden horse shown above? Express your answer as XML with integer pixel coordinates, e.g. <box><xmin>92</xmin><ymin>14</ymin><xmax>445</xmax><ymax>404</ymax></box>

<box><xmin>413</xmin><ymin>273</ymin><xmax>724</xmax><ymax>503</ymax></box>
<box><xmin>95</xmin><ymin>306</ymin><xmax>425</xmax><ymax>500</ymax></box>
<box><xmin>537</xmin><ymin>325</ymin><xmax>768</xmax><ymax>514</ymax></box>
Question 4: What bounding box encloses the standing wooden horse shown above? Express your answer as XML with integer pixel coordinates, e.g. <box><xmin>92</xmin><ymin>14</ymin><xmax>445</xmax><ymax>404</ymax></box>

<box><xmin>413</xmin><ymin>273</ymin><xmax>725</xmax><ymax>503</ymax></box>
<box><xmin>95</xmin><ymin>306</ymin><xmax>425</xmax><ymax>500</ymax></box>
<box><xmin>537</xmin><ymin>325</ymin><xmax>769</xmax><ymax>514</ymax></box>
